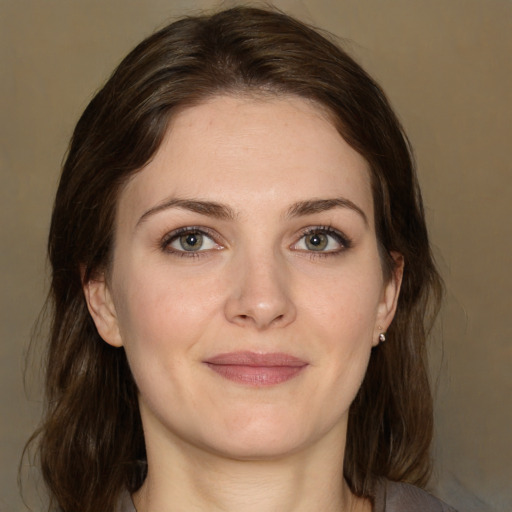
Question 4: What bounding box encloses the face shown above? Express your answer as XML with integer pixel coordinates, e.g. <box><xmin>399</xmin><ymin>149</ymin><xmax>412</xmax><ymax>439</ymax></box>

<box><xmin>85</xmin><ymin>95</ymin><xmax>402</xmax><ymax>461</ymax></box>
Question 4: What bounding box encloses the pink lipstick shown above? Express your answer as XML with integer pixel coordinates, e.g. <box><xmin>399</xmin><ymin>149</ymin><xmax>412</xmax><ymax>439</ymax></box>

<box><xmin>204</xmin><ymin>351</ymin><xmax>308</xmax><ymax>386</ymax></box>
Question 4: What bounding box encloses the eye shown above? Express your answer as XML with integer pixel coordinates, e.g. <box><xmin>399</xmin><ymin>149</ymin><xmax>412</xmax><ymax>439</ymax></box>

<box><xmin>293</xmin><ymin>227</ymin><xmax>351</xmax><ymax>254</ymax></box>
<box><xmin>162</xmin><ymin>227</ymin><xmax>221</xmax><ymax>255</ymax></box>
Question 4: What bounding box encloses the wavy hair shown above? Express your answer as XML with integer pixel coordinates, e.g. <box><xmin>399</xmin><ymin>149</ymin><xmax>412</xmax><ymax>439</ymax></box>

<box><xmin>25</xmin><ymin>7</ymin><xmax>442</xmax><ymax>511</ymax></box>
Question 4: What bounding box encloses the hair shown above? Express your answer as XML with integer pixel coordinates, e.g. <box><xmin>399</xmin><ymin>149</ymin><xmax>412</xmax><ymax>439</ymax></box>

<box><xmin>26</xmin><ymin>6</ymin><xmax>443</xmax><ymax>512</ymax></box>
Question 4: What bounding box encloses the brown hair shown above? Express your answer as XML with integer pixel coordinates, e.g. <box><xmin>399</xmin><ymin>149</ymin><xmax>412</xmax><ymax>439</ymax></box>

<box><xmin>27</xmin><ymin>6</ymin><xmax>442</xmax><ymax>511</ymax></box>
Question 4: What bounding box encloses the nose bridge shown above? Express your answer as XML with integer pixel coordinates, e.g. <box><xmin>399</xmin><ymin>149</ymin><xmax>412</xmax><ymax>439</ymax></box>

<box><xmin>224</xmin><ymin>242</ymin><xmax>296</xmax><ymax>329</ymax></box>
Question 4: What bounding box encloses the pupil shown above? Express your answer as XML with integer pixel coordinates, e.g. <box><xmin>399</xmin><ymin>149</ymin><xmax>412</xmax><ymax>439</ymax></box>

<box><xmin>310</xmin><ymin>235</ymin><xmax>322</xmax><ymax>246</ymax></box>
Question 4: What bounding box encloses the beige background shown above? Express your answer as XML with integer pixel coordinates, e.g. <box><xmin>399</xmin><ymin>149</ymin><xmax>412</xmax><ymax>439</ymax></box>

<box><xmin>1</xmin><ymin>0</ymin><xmax>511</xmax><ymax>511</ymax></box>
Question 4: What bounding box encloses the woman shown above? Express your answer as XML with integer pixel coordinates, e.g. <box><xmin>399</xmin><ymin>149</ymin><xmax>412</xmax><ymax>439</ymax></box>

<box><xmin>28</xmin><ymin>6</ymin><xmax>455</xmax><ymax>512</ymax></box>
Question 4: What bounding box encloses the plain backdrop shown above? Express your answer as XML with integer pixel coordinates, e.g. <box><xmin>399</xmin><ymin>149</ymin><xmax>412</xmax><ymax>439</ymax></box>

<box><xmin>1</xmin><ymin>1</ymin><xmax>511</xmax><ymax>511</ymax></box>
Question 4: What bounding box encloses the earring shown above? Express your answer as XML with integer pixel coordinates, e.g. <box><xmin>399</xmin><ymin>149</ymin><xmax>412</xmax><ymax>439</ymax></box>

<box><xmin>378</xmin><ymin>332</ymin><xmax>386</xmax><ymax>343</ymax></box>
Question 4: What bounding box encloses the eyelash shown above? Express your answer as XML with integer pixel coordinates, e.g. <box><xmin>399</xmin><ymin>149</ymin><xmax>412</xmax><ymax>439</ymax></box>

<box><xmin>159</xmin><ymin>225</ymin><xmax>352</xmax><ymax>259</ymax></box>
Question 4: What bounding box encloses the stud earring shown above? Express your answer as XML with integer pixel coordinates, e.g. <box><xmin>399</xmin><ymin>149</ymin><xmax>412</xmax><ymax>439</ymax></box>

<box><xmin>378</xmin><ymin>332</ymin><xmax>386</xmax><ymax>343</ymax></box>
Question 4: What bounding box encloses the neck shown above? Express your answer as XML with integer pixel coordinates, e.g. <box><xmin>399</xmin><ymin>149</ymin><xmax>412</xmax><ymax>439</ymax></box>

<box><xmin>133</xmin><ymin>428</ymin><xmax>368</xmax><ymax>512</ymax></box>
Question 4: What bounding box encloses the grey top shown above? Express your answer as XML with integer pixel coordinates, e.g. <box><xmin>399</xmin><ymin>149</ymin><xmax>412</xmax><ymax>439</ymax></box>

<box><xmin>118</xmin><ymin>479</ymin><xmax>457</xmax><ymax>511</ymax></box>
<box><xmin>374</xmin><ymin>479</ymin><xmax>457</xmax><ymax>512</ymax></box>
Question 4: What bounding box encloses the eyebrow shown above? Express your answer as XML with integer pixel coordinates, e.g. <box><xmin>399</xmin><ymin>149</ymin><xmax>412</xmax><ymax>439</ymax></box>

<box><xmin>136</xmin><ymin>196</ymin><xmax>368</xmax><ymax>227</ymax></box>
<box><xmin>137</xmin><ymin>198</ymin><xmax>237</xmax><ymax>227</ymax></box>
<box><xmin>286</xmin><ymin>198</ymin><xmax>368</xmax><ymax>225</ymax></box>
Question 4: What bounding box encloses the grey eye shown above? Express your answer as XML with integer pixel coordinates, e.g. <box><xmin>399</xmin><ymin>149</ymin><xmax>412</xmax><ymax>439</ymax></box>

<box><xmin>168</xmin><ymin>231</ymin><xmax>217</xmax><ymax>252</ymax></box>
<box><xmin>294</xmin><ymin>230</ymin><xmax>344</xmax><ymax>252</ymax></box>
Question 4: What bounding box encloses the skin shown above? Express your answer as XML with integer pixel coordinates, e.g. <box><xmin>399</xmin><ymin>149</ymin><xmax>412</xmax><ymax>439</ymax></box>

<box><xmin>85</xmin><ymin>95</ymin><xmax>403</xmax><ymax>512</ymax></box>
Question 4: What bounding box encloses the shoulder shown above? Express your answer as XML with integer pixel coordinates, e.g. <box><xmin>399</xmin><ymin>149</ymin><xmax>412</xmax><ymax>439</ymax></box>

<box><xmin>374</xmin><ymin>479</ymin><xmax>458</xmax><ymax>512</ymax></box>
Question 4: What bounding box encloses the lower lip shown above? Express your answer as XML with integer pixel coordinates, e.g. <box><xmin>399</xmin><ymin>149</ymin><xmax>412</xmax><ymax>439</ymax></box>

<box><xmin>205</xmin><ymin>363</ymin><xmax>306</xmax><ymax>386</ymax></box>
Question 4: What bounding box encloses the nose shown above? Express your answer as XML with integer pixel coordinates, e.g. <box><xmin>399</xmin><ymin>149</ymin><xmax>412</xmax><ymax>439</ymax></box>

<box><xmin>224</xmin><ymin>251</ymin><xmax>297</xmax><ymax>330</ymax></box>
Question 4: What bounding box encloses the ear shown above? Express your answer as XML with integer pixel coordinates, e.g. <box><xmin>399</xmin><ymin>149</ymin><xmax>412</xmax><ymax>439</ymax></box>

<box><xmin>373</xmin><ymin>252</ymin><xmax>404</xmax><ymax>346</ymax></box>
<box><xmin>83</xmin><ymin>273</ymin><xmax>123</xmax><ymax>348</ymax></box>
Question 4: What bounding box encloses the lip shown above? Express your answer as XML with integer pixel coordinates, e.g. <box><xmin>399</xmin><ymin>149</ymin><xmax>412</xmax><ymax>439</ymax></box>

<box><xmin>204</xmin><ymin>351</ymin><xmax>308</xmax><ymax>387</ymax></box>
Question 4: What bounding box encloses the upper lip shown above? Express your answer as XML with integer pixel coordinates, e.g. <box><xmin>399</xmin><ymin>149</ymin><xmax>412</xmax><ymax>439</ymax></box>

<box><xmin>204</xmin><ymin>351</ymin><xmax>308</xmax><ymax>367</ymax></box>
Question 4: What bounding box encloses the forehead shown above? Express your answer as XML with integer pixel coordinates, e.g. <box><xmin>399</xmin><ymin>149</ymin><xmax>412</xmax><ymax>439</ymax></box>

<box><xmin>117</xmin><ymin>94</ymin><xmax>374</xmax><ymax>225</ymax></box>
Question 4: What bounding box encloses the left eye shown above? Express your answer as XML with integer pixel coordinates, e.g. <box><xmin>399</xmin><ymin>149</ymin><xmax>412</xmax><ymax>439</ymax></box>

<box><xmin>293</xmin><ymin>229</ymin><xmax>347</xmax><ymax>252</ymax></box>
<box><xmin>166</xmin><ymin>230</ymin><xmax>218</xmax><ymax>252</ymax></box>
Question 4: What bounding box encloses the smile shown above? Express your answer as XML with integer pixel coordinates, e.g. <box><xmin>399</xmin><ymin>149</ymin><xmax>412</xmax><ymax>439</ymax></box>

<box><xmin>203</xmin><ymin>351</ymin><xmax>308</xmax><ymax>387</ymax></box>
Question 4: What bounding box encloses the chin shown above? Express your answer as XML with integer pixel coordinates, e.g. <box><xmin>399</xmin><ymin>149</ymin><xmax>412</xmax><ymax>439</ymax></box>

<box><xmin>193</xmin><ymin>408</ymin><xmax>338</xmax><ymax>462</ymax></box>
<box><xmin>204</xmin><ymin>431</ymin><xmax>310</xmax><ymax>461</ymax></box>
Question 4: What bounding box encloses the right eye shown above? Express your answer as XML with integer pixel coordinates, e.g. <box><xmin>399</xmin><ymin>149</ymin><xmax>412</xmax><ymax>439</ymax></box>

<box><xmin>161</xmin><ymin>227</ymin><xmax>222</xmax><ymax>256</ymax></box>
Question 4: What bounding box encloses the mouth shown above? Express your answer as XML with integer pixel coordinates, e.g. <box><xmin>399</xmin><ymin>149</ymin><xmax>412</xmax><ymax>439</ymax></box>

<box><xmin>203</xmin><ymin>351</ymin><xmax>308</xmax><ymax>387</ymax></box>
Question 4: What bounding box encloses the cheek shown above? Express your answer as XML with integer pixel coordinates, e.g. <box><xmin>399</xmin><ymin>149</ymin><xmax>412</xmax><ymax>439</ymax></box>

<box><xmin>112</xmin><ymin>260</ymin><xmax>224</xmax><ymax>353</ymax></box>
<box><xmin>303</xmin><ymin>262</ymin><xmax>383</xmax><ymax>335</ymax></box>
<box><xmin>300</xmin><ymin>260</ymin><xmax>383</xmax><ymax>388</ymax></box>
<box><xmin>111</xmin><ymin>268</ymin><xmax>218</xmax><ymax>406</ymax></box>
